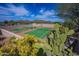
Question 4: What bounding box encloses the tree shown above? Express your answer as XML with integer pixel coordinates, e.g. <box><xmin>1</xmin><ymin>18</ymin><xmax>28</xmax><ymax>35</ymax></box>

<box><xmin>4</xmin><ymin>20</ymin><xmax>8</xmax><ymax>25</ymax></box>
<box><xmin>58</xmin><ymin>4</ymin><xmax>79</xmax><ymax>29</ymax></box>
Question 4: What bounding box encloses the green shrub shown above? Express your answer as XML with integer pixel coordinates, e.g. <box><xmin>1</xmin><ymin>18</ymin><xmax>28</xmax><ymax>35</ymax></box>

<box><xmin>47</xmin><ymin>24</ymin><xmax>74</xmax><ymax>56</ymax></box>
<box><xmin>0</xmin><ymin>35</ymin><xmax>51</xmax><ymax>56</ymax></box>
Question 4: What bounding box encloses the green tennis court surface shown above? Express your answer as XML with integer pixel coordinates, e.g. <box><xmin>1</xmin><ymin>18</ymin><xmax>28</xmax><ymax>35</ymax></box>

<box><xmin>25</xmin><ymin>28</ymin><xmax>51</xmax><ymax>39</ymax></box>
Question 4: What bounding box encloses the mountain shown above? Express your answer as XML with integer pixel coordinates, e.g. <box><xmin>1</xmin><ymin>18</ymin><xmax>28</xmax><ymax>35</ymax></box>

<box><xmin>15</xmin><ymin>20</ymin><xmax>54</xmax><ymax>24</ymax></box>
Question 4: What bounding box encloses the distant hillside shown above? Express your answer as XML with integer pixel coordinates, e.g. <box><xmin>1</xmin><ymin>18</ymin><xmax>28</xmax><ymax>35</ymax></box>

<box><xmin>31</xmin><ymin>20</ymin><xmax>54</xmax><ymax>24</ymax></box>
<box><xmin>0</xmin><ymin>20</ymin><xmax>62</xmax><ymax>26</ymax></box>
<box><xmin>11</xmin><ymin>20</ymin><xmax>54</xmax><ymax>24</ymax></box>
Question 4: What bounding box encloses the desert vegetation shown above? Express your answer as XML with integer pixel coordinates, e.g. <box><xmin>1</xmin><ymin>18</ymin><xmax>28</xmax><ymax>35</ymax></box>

<box><xmin>0</xmin><ymin>4</ymin><xmax>79</xmax><ymax>56</ymax></box>
<box><xmin>0</xmin><ymin>23</ymin><xmax>75</xmax><ymax>56</ymax></box>
<box><xmin>0</xmin><ymin>35</ymin><xmax>51</xmax><ymax>56</ymax></box>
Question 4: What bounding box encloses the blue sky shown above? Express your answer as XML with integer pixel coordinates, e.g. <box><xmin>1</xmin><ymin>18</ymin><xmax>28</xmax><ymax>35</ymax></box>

<box><xmin>0</xmin><ymin>3</ymin><xmax>64</xmax><ymax>22</ymax></box>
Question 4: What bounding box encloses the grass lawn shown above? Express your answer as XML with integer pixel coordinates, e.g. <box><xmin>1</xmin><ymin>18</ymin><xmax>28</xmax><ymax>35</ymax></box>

<box><xmin>25</xmin><ymin>28</ymin><xmax>52</xmax><ymax>39</ymax></box>
<box><xmin>11</xmin><ymin>27</ymin><xmax>35</xmax><ymax>32</ymax></box>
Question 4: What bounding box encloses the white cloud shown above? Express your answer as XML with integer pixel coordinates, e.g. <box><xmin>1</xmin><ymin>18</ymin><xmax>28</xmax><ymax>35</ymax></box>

<box><xmin>10</xmin><ymin>8</ymin><xmax>29</xmax><ymax>16</ymax></box>
<box><xmin>35</xmin><ymin>14</ymin><xmax>46</xmax><ymax>19</ymax></box>
<box><xmin>0</xmin><ymin>6</ymin><xmax>13</xmax><ymax>16</ymax></box>
<box><xmin>0</xmin><ymin>4</ymin><xmax>30</xmax><ymax>16</ymax></box>
<box><xmin>30</xmin><ymin>9</ymin><xmax>56</xmax><ymax>20</ymax></box>
<box><xmin>33</xmin><ymin>9</ymin><xmax>61</xmax><ymax>22</ymax></box>
<box><xmin>43</xmin><ymin>10</ymin><xmax>57</xmax><ymax>16</ymax></box>
<box><xmin>35</xmin><ymin>9</ymin><xmax>57</xmax><ymax>19</ymax></box>
<box><xmin>39</xmin><ymin>8</ymin><xmax>56</xmax><ymax>16</ymax></box>
<box><xmin>39</xmin><ymin>9</ymin><xmax>44</xmax><ymax>13</ymax></box>
<box><xmin>6</xmin><ymin>4</ymin><xmax>16</xmax><ymax>8</ymax></box>
<box><xmin>31</xmin><ymin>14</ymin><xmax>35</xmax><ymax>17</ymax></box>
<box><xmin>8</xmin><ymin>4</ymin><xmax>29</xmax><ymax>16</ymax></box>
